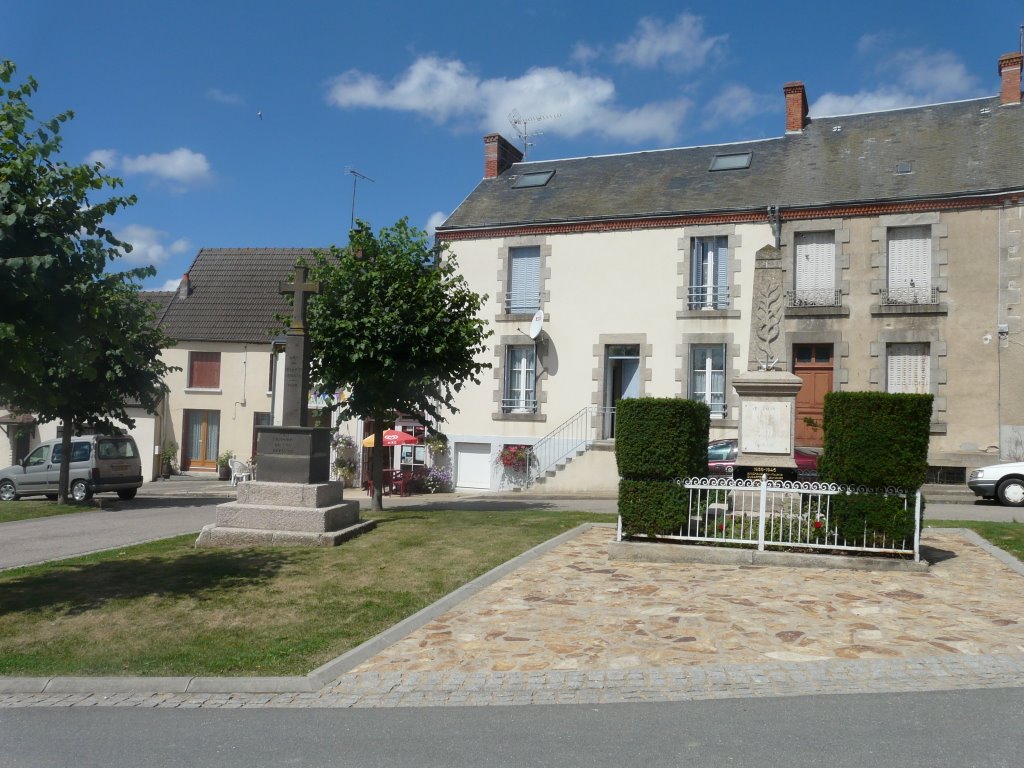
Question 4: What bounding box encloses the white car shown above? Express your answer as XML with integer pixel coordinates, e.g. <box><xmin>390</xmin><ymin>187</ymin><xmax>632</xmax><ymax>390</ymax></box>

<box><xmin>967</xmin><ymin>462</ymin><xmax>1024</xmax><ymax>506</ymax></box>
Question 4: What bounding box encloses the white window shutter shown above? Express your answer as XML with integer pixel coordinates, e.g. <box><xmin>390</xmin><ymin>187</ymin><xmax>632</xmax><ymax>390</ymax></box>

<box><xmin>508</xmin><ymin>247</ymin><xmax>540</xmax><ymax>313</ymax></box>
<box><xmin>794</xmin><ymin>232</ymin><xmax>835</xmax><ymax>305</ymax></box>
<box><xmin>887</xmin><ymin>227</ymin><xmax>931</xmax><ymax>303</ymax></box>
<box><xmin>887</xmin><ymin>343</ymin><xmax>929</xmax><ymax>394</ymax></box>
<box><xmin>714</xmin><ymin>237</ymin><xmax>729</xmax><ymax>308</ymax></box>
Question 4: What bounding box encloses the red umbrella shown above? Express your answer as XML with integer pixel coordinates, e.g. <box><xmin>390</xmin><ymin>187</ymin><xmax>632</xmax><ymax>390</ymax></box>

<box><xmin>362</xmin><ymin>430</ymin><xmax>419</xmax><ymax>447</ymax></box>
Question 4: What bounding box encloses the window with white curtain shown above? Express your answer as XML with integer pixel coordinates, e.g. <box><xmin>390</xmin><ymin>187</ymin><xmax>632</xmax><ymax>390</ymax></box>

<box><xmin>886</xmin><ymin>342</ymin><xmax>930</xmax><ymax>394</ymax></box>
<box><xmin>690</xmin><ymin>344</ymin><xmax>727</xmax><ymax>417</ymax></box>
<box><xmin>506</xmin><ymin>246</ymin><xmax>540</xmax><ymax>313</ymax></box>
<box><xmin>503</xmin><ymin>346</ymin><xmax>537</xmax><ymax>413</ymax></box>
<box><xmin>689</xmin><ymin>236</ymin><xmax>729</xmax><ymax>309</ymax></box>
<box><xmin>793</xmin><ymin>231</ymin><xmax>836</xmax><ymax>306</ymax></box>
<box><xmin>887</xmin><ymin>226</ymin><xmax>932</xmax><ymax>304</ymax></box>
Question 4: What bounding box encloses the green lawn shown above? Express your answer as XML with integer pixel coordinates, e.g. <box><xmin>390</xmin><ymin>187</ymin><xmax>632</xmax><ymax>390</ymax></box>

<box><xmin>0</xmin><ymin>499</ymin><xmax>98</xmax><ymax>523</ymax></box>
<box><xmin>926</xmin><ymin>519</ymin><xmax>1024</xmax><ymax>561</ymax></box>
<box><xmin>0</xmin><ymin>509</ymin><xmax>608</xmax><ymax>677</ymax></box>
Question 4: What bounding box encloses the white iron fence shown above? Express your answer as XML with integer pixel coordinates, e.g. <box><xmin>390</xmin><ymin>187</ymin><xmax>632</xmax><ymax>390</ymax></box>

<box><xmin>617</xmin><ymin>475</ymin><xmax>922</xmax><ymax>561</ymax></box>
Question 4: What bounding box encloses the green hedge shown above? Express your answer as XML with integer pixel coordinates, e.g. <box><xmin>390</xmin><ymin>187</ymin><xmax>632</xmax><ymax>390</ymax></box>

<box><xmin>818</xmin><ymin>392</ymin><xmax>932</xmax><ymax>490</ymax></box>
<box><xmin>615</xmin><ymin>398</ymin><xmax>710</xmax><ymax>481</ymax></box>
<box><xmin>618</xmin><ymin>479</ymin><xmax>688</xmax><ymax>537</ymax></box>
<box><xmin>826</xmin><ymin>493</ymin><xmax>917</xmax><ymax>547</ymax></box>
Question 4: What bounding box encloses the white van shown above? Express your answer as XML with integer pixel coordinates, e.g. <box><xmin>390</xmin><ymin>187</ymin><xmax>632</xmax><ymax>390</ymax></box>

<box><xmin>0</xmin><ymin>435</ymin><xmax>143</xmax><ymax>502</ymax></box>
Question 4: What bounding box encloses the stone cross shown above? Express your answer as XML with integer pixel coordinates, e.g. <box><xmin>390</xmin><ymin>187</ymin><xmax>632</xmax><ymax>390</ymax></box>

<box><xmin>279</xmin><ymin>265</ymin><xmax>320</xmax><ymax>427</ymax></box>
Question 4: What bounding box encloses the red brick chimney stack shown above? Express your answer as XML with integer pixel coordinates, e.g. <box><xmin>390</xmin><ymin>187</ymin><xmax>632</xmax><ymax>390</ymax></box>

<box><xmin>483</xmin><ymin>133</ymin><xmax>524</xmax><ymax>179</ymax></box>
<box><xmin>999</xmin><ymin>52</ymin><xmax>1022</xmax><ymax>105</ymax></box>
<box><xmin>784</xmin><ymin>82</ymin><xmax>809</xmax><ymax>132</ymax></box>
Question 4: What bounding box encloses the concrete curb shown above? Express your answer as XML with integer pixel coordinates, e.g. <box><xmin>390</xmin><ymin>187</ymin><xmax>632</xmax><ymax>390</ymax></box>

<box><xmin>0</xmin><ymin>523</ymin><xmax>608</xmax><ymax>696</ymax></box>
<box><xmin>609</xmin><ymin>540</ymin><xmax>931</xmax><ymax>572</ymax></box>
<box><xmin>928</xmin><ymin>526</ymin><xmax>1024</xmax><ymax>576</ymax></box>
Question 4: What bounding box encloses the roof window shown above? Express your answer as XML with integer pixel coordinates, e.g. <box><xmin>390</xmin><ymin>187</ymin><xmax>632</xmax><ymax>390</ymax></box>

<box><xmin>709</xmin><ymin>152</ymin><xmax>752</xmax><ymax>172</ymax></box>
<box><xmin>512</xmin><ymin>170</ymin><xmax>555</xmax><ymax>188</ymax></box>
<box><xmin>895</xmin><ymin>161</ymin><xmax>913</xmax><ymax>175</ymax></box>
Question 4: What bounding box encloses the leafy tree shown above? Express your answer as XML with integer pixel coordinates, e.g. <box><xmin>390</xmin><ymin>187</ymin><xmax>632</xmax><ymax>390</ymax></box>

<box><xmin>306</xmin><ymin>219</ymin><xmax>492</xmax><ymax>510</ymax></box>
<box><xmin>0</xmin><ymin>60</ymin><xmax>175</xmax><ymax>503</ymax></box>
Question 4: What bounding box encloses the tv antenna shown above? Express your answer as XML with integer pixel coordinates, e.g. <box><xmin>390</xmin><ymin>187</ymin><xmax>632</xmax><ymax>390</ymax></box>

<box><xmin>508</xmin><ymin>109</ymin><xmax>560</xmax><ymax>160</ymax></box>
<box><xmin>345</xmin><ymin>167</ymin><xmax>375</xmax><ymax>230</ymax></box>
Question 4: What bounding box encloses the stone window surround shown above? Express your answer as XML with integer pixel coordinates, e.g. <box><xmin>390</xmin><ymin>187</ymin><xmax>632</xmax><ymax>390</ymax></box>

<box><xmin>675</xmin><ymin>332</ymin><xmax>740</xmax><ymax>427</ymax></box>
<box><xmin>869</xmin><ymin>212</ymin><xmax>949</xmax><ymax>299</ymax></box>
<box><xmin>492</xmin><ymin>334</ymin><xmax>547</xmax><ymax>422</ymax></box>
<box><xmin>779</xmin><ymin>219</ymin><xmax>851</xmax><ymax>306</ymax></box>
<box><xmin>676</xmin><ymin>226</ymin><xmax>743</xmax><ymax>319</ymax></box>
<box><xmin>591</xmin><ymin>333</ymin><xmax>652</xmax><ymax>430</ymax></box>
<box><xmin>495</xmin><ymin>235</ymin><xmax>552</xmax><ymax>322</ymax></box>
<box><xmin>869</xmin><ymin>329</ymin><xmax>948</xmax><ymax>432</ymax></box>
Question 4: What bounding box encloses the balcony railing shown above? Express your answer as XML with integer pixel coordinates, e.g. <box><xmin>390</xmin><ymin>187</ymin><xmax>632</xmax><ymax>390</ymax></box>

<box><xmin>504</xmin><ymin>291</ymin><xmax>541</xmax><ymax>314</ymax></box>
<box><xmin>687</xmin><ymin>285</ymin><xmax>730</xmax><ymax>310</ymax></box>
<box><xmin>501</xmin><ymin>397</ymin><xmax>537</xmax><ymax>414</ymax></box>
<box><xmin>881</xmin><ymin>286</ymin><xmax>938</xmax><ymax>305</ymax></box>
<box><xmin>786</xmin><ymin>289</ymin><xmax>842</xmax><ymax>308</ymax></box>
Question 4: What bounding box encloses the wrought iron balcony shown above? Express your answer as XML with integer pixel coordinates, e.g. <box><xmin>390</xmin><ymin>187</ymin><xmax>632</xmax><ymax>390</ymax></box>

<box><xmin>786</xmin><ymin>289</ymin><xmax>842</xmax><ymax>308</ymax></box>
<box><xmin>881</xmin><ymin>285</ymin><xmax>938</xmax><ymax>305</ymax></box>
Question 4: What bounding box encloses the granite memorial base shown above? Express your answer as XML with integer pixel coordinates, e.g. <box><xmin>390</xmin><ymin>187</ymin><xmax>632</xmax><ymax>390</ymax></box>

<box><xmin>195</xmin><ymin>480</ymin><xmax>375</xmax><ymax>548</ymax></box>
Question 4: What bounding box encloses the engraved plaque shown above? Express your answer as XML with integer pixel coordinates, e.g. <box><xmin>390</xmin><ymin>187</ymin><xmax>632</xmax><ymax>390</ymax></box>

<box><xmin>740</xmin><ymin>401</ymin><xmax>791</xmax><ymax>454</ymax></box>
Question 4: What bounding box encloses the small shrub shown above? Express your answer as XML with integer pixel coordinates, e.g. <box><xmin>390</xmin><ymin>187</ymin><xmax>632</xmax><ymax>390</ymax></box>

<box><xmin>618</xmin><ymin>479</ymin><xmax>687</xmax><ymax>538</ymax></box>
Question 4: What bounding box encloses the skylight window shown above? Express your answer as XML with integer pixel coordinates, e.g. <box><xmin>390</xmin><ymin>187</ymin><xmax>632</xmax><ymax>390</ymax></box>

<box><xmin>512</xmin><ymin>170</ymin><xmax>555</xmax><ymax>188</ymax></box>
<box><xmin>895</xmin><ymin>161</ymin><xmax>913</xmax><ymax>175</ymax></box>
<box><xmin>709</xmin><ymin>152</ymin><xmax>752</xmax><ymax>172</ymax></box>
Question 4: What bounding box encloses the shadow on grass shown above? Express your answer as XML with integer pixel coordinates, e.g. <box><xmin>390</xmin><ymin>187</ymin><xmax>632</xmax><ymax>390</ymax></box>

<box><xmin>0</xmin><ymin>549</ymin><xmax>298</xmax><ymax>617</ymax></box>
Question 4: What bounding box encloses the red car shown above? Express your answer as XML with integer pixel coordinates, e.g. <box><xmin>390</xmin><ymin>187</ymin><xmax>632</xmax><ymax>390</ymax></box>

<box><xmin>707</xmin><ymin>439</ymin><xmax>819</xmax><ymax>480</ymax></box>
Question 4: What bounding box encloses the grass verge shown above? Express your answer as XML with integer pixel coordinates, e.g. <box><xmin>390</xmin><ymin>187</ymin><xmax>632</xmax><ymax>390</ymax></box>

<box><xmin>925</xmin><ymin>519</ymin><xmax>1024</xmax><ymax>561</ymax></box>
<box><xmin>0</xmin><ymin>509</ymin><xmax>607</xmax><ymax>677</ymax></box>
<box><xmin>0</xmin><ymin>500</ymin><xmax>97</xmax><ymax>524</ymax></box>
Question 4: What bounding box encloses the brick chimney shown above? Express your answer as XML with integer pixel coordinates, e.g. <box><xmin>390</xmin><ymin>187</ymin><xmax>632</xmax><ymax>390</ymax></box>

<box><xmin>483</xmin><ymin>133</ymin><xmax>523</xmax><ymax>179</ymax></box>
<box><xmin>177</xmin><ymin>272</ymin><xmax>192</xmax><ymax>299</ymax></box>
<box><xmin>784</xmin><ymin>81</ymin><xmax>809</xmax><ymax>133</ymax></box>
<box><xmin>999</xmin><ymin>52</ymin><xmax>1022</xmax><ymax>105</ymax></box>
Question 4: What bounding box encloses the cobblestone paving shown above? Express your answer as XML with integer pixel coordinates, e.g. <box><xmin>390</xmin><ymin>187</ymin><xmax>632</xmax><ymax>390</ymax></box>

<box><xmin>2</xmin><ymin>528</ymin><xmax>1023</xmax><ymax>708</ymax></box>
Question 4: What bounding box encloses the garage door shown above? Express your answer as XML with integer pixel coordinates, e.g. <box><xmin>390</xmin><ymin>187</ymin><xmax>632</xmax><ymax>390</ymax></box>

<box><xmin>455</xmin><ymin>442</ymin><xmax>492</xmax><ymax>489</ymax></box>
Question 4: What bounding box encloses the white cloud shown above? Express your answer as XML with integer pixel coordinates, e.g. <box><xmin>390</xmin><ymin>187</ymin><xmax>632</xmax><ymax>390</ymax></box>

<box><xmin>159</xmin><ymin>278</ymin><xmax>182</xmax><ymax>292</ymax></box>
<box><xmin>206</xmin><ymin>87</ymin><xmax>244</xmax><ymax>106</ymax></box>
<box><xmin>571</xmin><ymin>42</ymin><xmax>600</xmax><ymax>66</ymax></box>
<box><xmin>116</xmin><ymin>224</ymin><xmax>191</xmax><ymax>267</ymax></box>
<box><xmin>328</xmin><ymin>57</ymin><xmax>689</xmax><ymax>145</ymax></box>
<box><xmin>811</xmin><ymin>46</ymin><xmax>982</xmax><ymax>118</ymax></box>
<box><xmin>425</xmin><ymin>211</ymin><xmax>447</xmax><ymax>236</ymax></box>
<box><xmin>701</xmin><ymin>84</ymin><xmax>773</xmax><ymax>130</ymax></box>
<box><xmin>121</xmin><ymin>148</ymin><xmax>212</xmax><ymax>183</ymax></box>
<box><xmin>85</xmin><ymin>148</ymin><xmax>118</xmax><ymax>168</ymax></box>
<box><xmin>612</xmin><ymin>12</ymin><xmax>726</xmax><ymax>72</ymax></box>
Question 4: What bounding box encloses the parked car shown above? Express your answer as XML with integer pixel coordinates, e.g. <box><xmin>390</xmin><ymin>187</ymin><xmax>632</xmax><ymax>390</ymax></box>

<box><xmin>0</xmin><ymin>435</ymin><xmax>143</xmax><ymax>502</ymax></box>
<box><xmin>967</xmin><ymin>462</ymin><xmax>1024</xmax><ymax>506</ymax></box>
<box><xmin>707</xmin><ymin>439</ymin><xmax>819</xmax><ymax>480</ymax></box>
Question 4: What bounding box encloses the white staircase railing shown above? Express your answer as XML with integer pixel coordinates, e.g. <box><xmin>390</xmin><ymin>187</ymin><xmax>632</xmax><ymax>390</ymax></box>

<box><xmin>528</xmin><ymin>406</ymin><xmax>614</xmax><ymax>487</ymax></box>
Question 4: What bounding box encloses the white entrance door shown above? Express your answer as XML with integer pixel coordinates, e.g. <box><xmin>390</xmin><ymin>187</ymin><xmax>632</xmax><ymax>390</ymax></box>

<box><xmin>454</xmin><ymin>442</ymin><xmax>492</xmax><ymax>489</ymax></box>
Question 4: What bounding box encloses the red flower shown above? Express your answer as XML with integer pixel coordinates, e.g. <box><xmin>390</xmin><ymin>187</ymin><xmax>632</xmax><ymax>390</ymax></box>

<box><xmin>813</xmin><ymin>520</ymin><xmax>823</xmax><ymax>529</ymax></box>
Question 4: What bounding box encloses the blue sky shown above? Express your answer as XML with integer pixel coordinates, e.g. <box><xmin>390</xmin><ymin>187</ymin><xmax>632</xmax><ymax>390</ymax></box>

<box><xmin>3</xmin><ymin>1</ymin><xmax>1020</xmax><ymax>290</ymax></box>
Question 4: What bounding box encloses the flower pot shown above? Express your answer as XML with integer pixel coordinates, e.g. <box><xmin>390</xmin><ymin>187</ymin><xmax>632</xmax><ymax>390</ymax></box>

<box><xmin>218</xmin><ymin>465</ymin><xmax>230</xmax><ymax>481</ymax></box>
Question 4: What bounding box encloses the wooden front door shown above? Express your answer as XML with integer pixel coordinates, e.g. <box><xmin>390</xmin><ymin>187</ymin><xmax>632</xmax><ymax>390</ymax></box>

<box><xmin>793</xmin><ymin>344</ymin><xmax>833</xmax><ymax>447</ymax></box>
<box><xmin>182</xmin><ymin>409</ymin><xmax>220</xmax><ymax>470</ymax></box>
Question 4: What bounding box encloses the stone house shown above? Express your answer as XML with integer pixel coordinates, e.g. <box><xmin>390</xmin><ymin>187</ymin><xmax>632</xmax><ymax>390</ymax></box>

<box><xmin>434</xmin><ymin>51</ymin><xmax>1024</xmax><ymax>492</ymax></box>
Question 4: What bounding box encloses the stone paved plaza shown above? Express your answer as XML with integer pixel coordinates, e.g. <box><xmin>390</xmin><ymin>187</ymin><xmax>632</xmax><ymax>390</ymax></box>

<box><xmin>1</xmin><ymin>526</ymin><xmax>1022</xmax><ymax>708</ymax></box>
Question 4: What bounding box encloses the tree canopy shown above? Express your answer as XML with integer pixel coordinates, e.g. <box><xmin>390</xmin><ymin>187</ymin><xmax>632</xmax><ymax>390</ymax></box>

<box><xmin>0</xmin><ymin>60</ymin><xmax>175</xmax><ymax>502</ymax></box>
<box><xmin>305</xmin><ymin>219</ymin><xmax>492</xmax><ymax>509</ymax></box>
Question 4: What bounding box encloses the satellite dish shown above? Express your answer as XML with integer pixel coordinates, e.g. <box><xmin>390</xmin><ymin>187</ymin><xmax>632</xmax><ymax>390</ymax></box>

<box><xmin>528</xmin><ymin>310</ymin><xmax>544</xmax><ymax>339</ymax></box>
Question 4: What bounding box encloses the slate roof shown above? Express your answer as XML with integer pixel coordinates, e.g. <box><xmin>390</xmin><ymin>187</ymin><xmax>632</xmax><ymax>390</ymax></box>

<box><xmin>142</xmin><ymin>291</ymin><xmax>175</xmax><ymax>325</ymax></box>
<box><xmin>158</xmin><ymin>248</ymin><xmax>314</xmax><ymax>344</ymax></box>
<box><xmin>439</xmin><ymin>96</ymin><xmax>1024</xmax><ymax>232</ymax></box>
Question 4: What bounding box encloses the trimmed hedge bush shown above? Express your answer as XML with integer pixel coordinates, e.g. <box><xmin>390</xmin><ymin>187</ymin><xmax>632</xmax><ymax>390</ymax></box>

<box><xmin>618</xmin><ymin>479</ymin><xmax>688</xmax><ymax>537</ymax></box>
<box><xmin>818</xmin><ymin>392</ymin><xmax>932</xmax><ymax>490</ymax></box>
<box><xmin>828</xmin><ymin>493</ymin><xmax>917</xmax><ymax>547</ymax></box>
<box><xmin>615</xmin><ymin>398</ymin><xmax>710</xmax><ymax>481</ymax></box>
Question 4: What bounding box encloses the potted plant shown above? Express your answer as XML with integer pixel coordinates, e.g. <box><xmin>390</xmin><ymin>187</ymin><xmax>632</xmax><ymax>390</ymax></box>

<box><xmin>216</xmin><ymin>450</ymin><xmax>235</xmax><ymax>481</ymax></box>
<box><xmin>159</xmin><ymin>441</ymin><xmax>178</xmax><ymax>480</ymax></box>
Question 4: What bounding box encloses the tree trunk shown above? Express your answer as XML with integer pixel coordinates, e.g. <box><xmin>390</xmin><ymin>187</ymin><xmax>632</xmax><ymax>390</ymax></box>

<box><xmin>371</xmin><ymin>421</ymin><xmax>384</xmax><ymax>512</ymax></box>
<box><xmin>57</xmin><ymin>415</ymin><xmax>73</xmax><ymax>505</ymax></box>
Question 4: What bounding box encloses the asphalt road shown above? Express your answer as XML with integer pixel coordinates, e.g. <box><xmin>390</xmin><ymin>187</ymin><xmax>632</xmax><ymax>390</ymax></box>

<box><xmin>1</xmin><ymin>688</ymin><xmax>1021</xmax><ymax>768</ymax></box>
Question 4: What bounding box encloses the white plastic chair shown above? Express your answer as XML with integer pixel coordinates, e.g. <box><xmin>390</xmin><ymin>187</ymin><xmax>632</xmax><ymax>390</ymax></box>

<box><xmin>229</xmin><ymin>458</ymin><xmax>253</xmax><ymax>486</ymax></box>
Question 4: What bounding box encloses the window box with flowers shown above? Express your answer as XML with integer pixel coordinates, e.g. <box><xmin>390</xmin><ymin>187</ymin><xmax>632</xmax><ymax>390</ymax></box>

<box><xmin>495</xmin><ymin>443</ymin><xmax>536</xmax><ymax>488</ymax></box>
